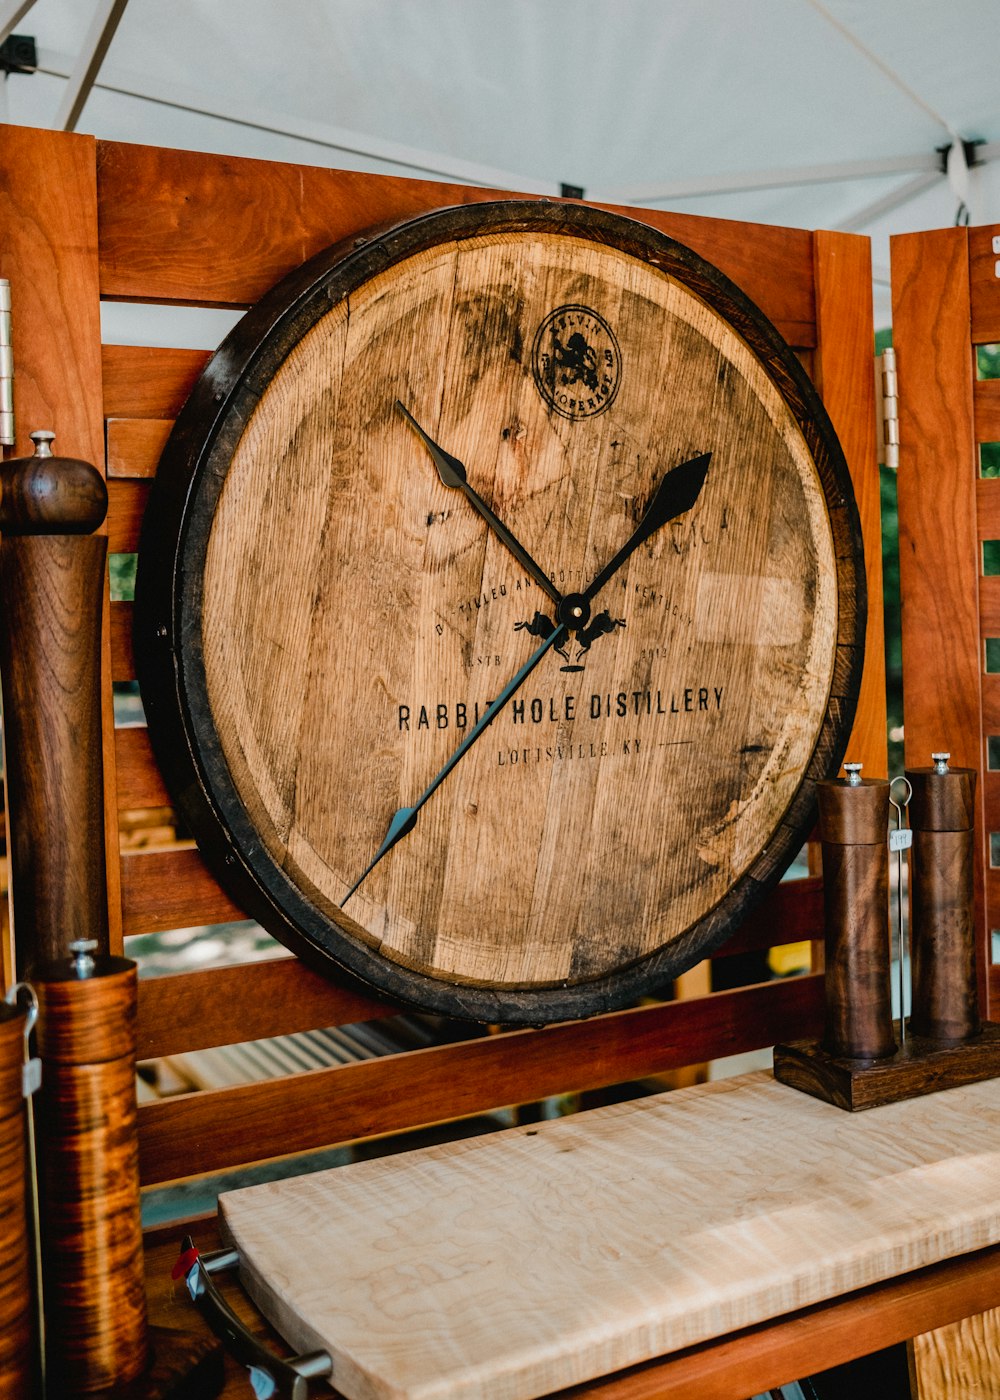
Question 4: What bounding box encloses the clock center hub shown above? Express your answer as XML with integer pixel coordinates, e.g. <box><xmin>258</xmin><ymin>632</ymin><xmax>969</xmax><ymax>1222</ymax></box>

<box><xmin>557</xmin><ymin>592</ymin><xmax>591</xmax><ymax>631</ymax></box>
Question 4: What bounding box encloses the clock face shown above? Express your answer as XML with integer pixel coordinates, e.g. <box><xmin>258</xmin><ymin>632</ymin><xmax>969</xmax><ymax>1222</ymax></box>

<box><xmin>135</xmin><ymin>201</ymin><xmax>864</xmax><ymax>1023</ymax></box>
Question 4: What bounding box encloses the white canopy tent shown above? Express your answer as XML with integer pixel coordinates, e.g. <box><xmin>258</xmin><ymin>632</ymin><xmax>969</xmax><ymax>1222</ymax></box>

<box><xmin>3</xmin><ymin>0</ymin><xmax>1000</xmax><ymax>336</ymax></box>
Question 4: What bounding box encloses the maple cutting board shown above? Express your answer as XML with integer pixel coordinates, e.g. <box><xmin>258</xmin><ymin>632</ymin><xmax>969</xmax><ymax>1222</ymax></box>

<box><xmin>219</xmin><ymin>1071</ymin><xmax>1000</xmax><ymax>1400</ymax></box>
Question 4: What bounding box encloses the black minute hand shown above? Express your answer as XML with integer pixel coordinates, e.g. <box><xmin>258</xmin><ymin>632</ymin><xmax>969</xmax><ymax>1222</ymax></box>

<box><xmin>341</xmin><ymin>622</ymin><xmax>567</xmax><ymax>905</ymax></box>
<box><xmin>396</xmin><ymin>401</ymin><xmax>562</xmax><ymax>608</ymax></box>
<box><xmin>584</xmin><ymin>452</ymin><xmax>711</xmax><ymax>603</ymax></box>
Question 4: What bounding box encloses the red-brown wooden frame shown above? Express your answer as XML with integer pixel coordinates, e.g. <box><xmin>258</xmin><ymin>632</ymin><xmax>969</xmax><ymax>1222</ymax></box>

<box><xmin>14</xmin><ymin>124</ymin><xmax>979</xmax><ymax>1400</ymax></box>
<box><xmin>893</xmin><ymin>225</ymin><xmax>1000</xmax><ymax>1019</ymax></box>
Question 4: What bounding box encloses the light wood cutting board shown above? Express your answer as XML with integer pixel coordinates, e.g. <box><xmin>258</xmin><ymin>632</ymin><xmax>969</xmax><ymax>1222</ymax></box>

<box><xmin>219</xmin><ymin>1071</ymin><xmax>1000</xmax><ymax>1400</ymax></box>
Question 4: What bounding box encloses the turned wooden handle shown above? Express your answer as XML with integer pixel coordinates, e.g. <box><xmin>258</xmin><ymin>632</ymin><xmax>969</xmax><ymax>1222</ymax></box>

<box><xmin>0</xmin><ymin>433</ymin><xmax>109</xmax><ymax>974</ymax></box>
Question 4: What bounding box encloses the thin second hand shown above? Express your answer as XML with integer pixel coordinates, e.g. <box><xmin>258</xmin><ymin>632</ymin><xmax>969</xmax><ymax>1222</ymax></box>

<box><xmin>341</xmin><ymin>623</ymin><xmax>567</xmax><ymax>906</ymax></box>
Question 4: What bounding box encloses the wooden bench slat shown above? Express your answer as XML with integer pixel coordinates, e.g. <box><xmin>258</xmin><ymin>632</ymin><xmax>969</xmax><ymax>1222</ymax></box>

<box><xmin>110</xmin><ymin>599</ymin><xmax>134</xmax><ymax>679</ymax></box>
<box><xmin>976</xmin><ymin>478</ymin><xmax>1000</xmax><ymax>539</ymax></box>
<box><xmin>121</xmin><ymin>846</ymin><xmax>245</xmax><ymax>934</ymax></box>
<box><xmin>136</xmin><ymin>975</ymin><xmax>823</xmax><ymax>1182</ymax></box>
<box><xmin>136</xmin><ymin>956</ymin><xmax>395</xmax><ymax>1058</ymax></box>
<box><xmin>132</xmin><ymin>880</ymin><xmax>819</xmax><ymax>1059</ymax></box>
<box><xmin>102</xmin><ymin>344</ymin><xmax>209</xmax><ymax>419</ymax></box>
<box><xmin>115</xmin><ymin>726</ymin><xmax>169</xmax><ymax>809</ymax></box>
<box><xmin>980</xmin><ymin>575</ymin><xmax>1000</xmax><ymax>635</ymax></box>
<box><xmin>95</xmin><ymin>141</ymin><xmax>816</xmax><ymax>345</ymax></box>
<box><xmin>983</xmin><ymin>676</ymin><xmax>1000</xmax><ymax>732</ymax></box>
<box><xmin>107</xmin><ymin>417</ymin><xmax>173</xmax><ymax>478</ymax></box>
<box><xmin>107</xmin><ymin>478</ymin><xmax>150</xmax><ymax>553</ymax></box>
<box><xmin>974</xmin><ymin>379</ymin><xmax>1000</xmax><ymax>444</ymax></box>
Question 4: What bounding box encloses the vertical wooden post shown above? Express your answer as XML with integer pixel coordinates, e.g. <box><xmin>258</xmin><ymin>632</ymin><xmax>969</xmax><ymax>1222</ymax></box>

<box><xmin>812</xmin><ymin>230</ymin><xmax>887</xmax><ymax>779</ymax></box>
<box><xmin>891</xmin><ymin>229</ymin><xmax>986</xmax><ymax>1011</ymax></box>
<box><xmin>0</xmin><ymin>125</ymin><xmax>122</xmax><ymax>959</ymax></box>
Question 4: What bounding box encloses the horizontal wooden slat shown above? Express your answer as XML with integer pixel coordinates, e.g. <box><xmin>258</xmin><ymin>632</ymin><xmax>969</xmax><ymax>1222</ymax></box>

<box><xmin>715</xmin><ymin>878</ymin><xmax>822</xmax><ymax>958</ymax></box>
<box><xmin>982</xmin><ymin>676</ymin><xmax>1000</xmax><ymax>732</ymax></box>
<box><xmin>986</xmin><ymin>867</ymin><xmax>1000</xmax><ymax>921</ymax></box>
<box><xmin>970</xmin><ymin>225</ymin><xmax>1000</xmax><ymax>346</ymax></box>
<box><xmin>124</xmin><ymin>848</ymin><xmax>819</xmax><ymax>1026</ymax></box>
<box><xmin>115</xmin><ymin>725</ymin><xmax>169</xmax><ymax>809</ymax></box>
<box><xmin>976</xmin><ymin>478</ymin><xmax>1000</xmax><ymax>539</ymax></box>
<box><xmin>121</xmin><ymin>846</ymin><xmax>244</xmax><ymax>934</ymax></box>
<box><xmin>136</xmin><ymin>974</ymin><xmax>823</xmax><ymax>1182</ymax></box>
<box><xmin>974</xmin><ymin>379</ymin><xmax>1000</xmax><ymax>444</ymax></box>
<box><xmin>135</xmin><ymin>955</ymin><xmax>395</xmax><ymax>1059</ymax></box>
<box><xmin>107</xmin><ymin>416</ymin><xmax>173</xmax><ymax>477</ymax></box>
<box><xmin>980</xmin><ymin>576</ymin><xmax>1000</xmax><ymax>635</ymax></box>
<box><xmin>133</xmin><ymin>874</ymin><xmax>816</xmax><ymax>1059</ymax></box>
<box><xmin>110</xmin><ymin>599</ymin><xmax>134</xmax><ymax>678</ymax></box>
<box><xmin>102</xmin><ymin>344</ymin><xmax>209</xmax><ymax>418</ymax></box>
<box><xmin>96</xmin><ymin>141</ymin><xmax>816</xmax><ymax>345</ymax></box>
<box><xmin>107</xmin><ymin>478</ymin><xmax>150</xmax><ymax>552</ymax></box>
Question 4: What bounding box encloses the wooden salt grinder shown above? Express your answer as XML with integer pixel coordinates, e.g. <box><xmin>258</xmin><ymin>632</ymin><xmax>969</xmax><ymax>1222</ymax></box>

<box><xmin>906</xmin><ymin>753</ymin><xmax>980</xmax><ymax>1042</ymax></box>
<box><xmin>34</xmin><ymin>942</ymin><xmax>148</xmax><ymax>1393</ymax></box>
<box><xmin>0</xmin><ymin>995</ymin><xmax>33</xmax><ymax>1399</ymax></box>
<box><xmin>819</xmin><ymin>764</ymin><xmax>896</xmax><ymax>1061</ymax></box>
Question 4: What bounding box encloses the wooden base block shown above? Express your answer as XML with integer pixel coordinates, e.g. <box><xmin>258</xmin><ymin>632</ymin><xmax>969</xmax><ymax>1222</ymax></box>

<box><xmin>773</xmin><ymin>1021</ymin><xmax>1000</xmax><ymax>1110</ymax></box>
<box><xmin>85</xmin><ymin>1326</ymin><xmax>224</xmax><ymax>1399</ymax></box>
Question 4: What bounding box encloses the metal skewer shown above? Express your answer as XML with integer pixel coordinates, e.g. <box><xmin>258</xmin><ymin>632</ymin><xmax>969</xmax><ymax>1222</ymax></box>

<box><xmin>888</xmin><ymin>776</ymin><xmax>913</xmax><ymax>1047</ymax></box>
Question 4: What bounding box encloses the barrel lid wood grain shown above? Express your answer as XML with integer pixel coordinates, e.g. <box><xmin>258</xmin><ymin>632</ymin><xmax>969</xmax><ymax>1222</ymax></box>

<box><xmin>134</xmin><ymin>200</ymin><xmax>866</xmax><ymax>1024</ymax></box>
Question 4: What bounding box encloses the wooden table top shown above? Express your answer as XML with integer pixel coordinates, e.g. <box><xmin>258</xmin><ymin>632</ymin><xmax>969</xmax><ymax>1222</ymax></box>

<box><xmin>215</xmin><ymin>1070</ymin><xmax>1000</xmax><ymax>1400</ymax></box>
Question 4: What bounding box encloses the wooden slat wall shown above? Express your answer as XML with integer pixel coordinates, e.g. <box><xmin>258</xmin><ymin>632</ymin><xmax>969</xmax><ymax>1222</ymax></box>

<box><xmin>972</xmin><ymin>230</ymin><xmax>1000</xmax><ymax>1015</ymax></box>
<box><xmin>131</xmin><ymin>877</ymin><xmax>825</xmax><ymax>1061</ymax></box>
<box><xmin>96</xmin><ymin>142</ymin><xmax>817</xmax><ymax>345</ymax></box>
<box><xmin>85</xmin><ymin>137</ymin><xmax>881</xmax><ymax>1178</ymax></box>
<box><xmin>137</xmin><ymin>976</ymin><xmax>824</xmax><ymax>1184</ymax></box>
<box><xmin>894</xmin><ymin>225</ymin><xmax>999</xmax><ymax>1017</ymax></box>
<box><xmin>0</xmin><ymin>126</ymin><xmax>124</xmax><ymax>960</ymax></box>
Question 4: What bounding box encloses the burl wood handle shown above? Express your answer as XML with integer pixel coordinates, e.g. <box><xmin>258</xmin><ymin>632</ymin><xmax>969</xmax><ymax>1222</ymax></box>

<box><xmin>0</xmin><ymin>431</ymin><xmax>109</xmax><ymax>974</ymax></box>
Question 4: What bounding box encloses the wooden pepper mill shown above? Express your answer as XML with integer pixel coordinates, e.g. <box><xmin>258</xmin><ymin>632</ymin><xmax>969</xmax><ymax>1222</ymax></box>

<box><xmin>34</xmin><ymin>939</ymin><xmax>149</xmax><ymax>1393</ymax></box>
<box><xmin>0</xmin><ymin>992</ymin><xmax>34</xmax><ymax>1398</ymax></box>
<box><xmin>0</xmin><ymin>429</ymin><xmax>109</xmax><ymax>975</ymax></box>
<box><xmin>906</xmin><ymin>752</ymin><xmax>980</xmax><ymax>1043</ymax></box>
<box><xmin>818</xmin><ymin>762</ymin><xmax>896</xmax><ymax>1061</ymax></box>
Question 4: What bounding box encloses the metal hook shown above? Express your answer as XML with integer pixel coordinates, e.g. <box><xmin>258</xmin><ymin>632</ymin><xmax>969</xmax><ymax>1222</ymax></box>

<box><xmin>889</xmin><ymin>774</ymin><xmax>912</xmax><ymax>821</ymax></box>
<box><xmin>888</xmin><ymin>776</ymin><xmax>913</xmax><ymax>1047</ymax></box>
<box><xmin>3</xmin><ymin>981</ymin><xmax>38</xmax><ymax>1039</ymax></box>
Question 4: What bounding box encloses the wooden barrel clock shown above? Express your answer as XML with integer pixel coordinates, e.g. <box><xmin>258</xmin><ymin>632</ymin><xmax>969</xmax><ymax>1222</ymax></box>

<box><xmin>135</xmin><ymin>201</ymin><xmax>865</xmax><ymax>1024</ymax></box>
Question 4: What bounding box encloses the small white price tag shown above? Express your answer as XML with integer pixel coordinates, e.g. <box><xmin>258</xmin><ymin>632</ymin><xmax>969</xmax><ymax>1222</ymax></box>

<box><xmin>22</xmin><ymin>1057</ymin><xmax>41</xmax><ymax>1097</ymax></box>
<box><xmin>889</xmin><ymin>828</ymin><xmax>912</xmax><ymax>851</ymax></box>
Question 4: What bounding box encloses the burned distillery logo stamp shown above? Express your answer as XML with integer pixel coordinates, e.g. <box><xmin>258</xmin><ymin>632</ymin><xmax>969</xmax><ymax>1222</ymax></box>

<box><xmin>531</xmin><ymin>304</ymin><xmax>621</xmax><ymax>420</ymax></box>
